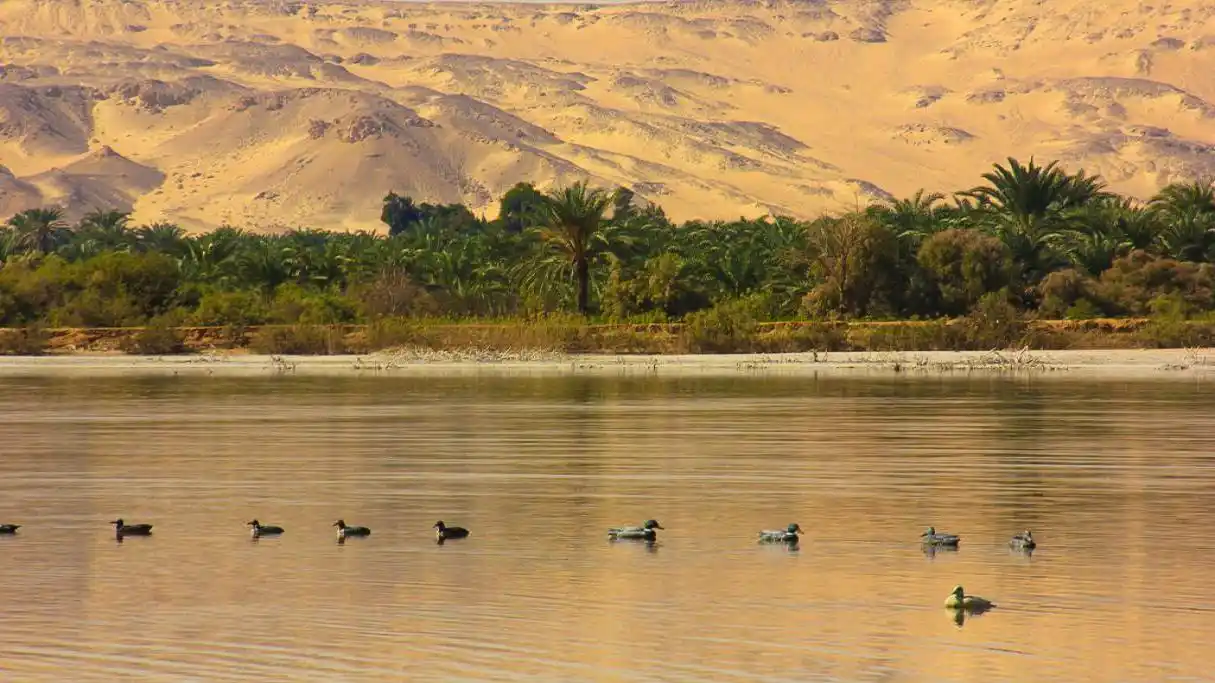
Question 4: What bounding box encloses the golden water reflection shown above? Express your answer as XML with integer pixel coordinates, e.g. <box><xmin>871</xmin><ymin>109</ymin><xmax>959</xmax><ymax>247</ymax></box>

<box><xmin>1</xmin><ymin>374</ymin><xmax>1213</xmax><ymax>681</ymax></box>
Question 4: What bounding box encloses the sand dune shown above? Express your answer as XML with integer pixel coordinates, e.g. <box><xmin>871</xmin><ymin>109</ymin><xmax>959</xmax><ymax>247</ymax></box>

<box><xmin>1</xmin><ymin>0</ymin><xmax>1214</xmax><ymax>232</ymax></box>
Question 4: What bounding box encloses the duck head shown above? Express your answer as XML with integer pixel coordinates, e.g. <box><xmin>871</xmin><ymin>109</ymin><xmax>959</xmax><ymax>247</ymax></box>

<box><xmin>787</xmin><ymin>523</ymin><xmax>803</xmax><ymax>535</ymax></box>
<box><xmin>921</xmin><ymin>526</ymin><xmax>936</xmax><ymax>537</ymax></box>
<box><xmin>333</xmin><ymin>520</ymin><xmax>347</xmax><ymax>529</ymax></box>
<box><xmin>247</xmin><ymin>520</ymin><xmax>261</xmax><ymax>529</ymax></box>
<box><xmin>111</xmin><ymin>519</ymin><xmax>125</xmax><ymax>528</ymax></box>
<box><xmin>951</xmin><ymin>585</ymin><xmax>965</xmax><ymax>599</ymax></box>
<box><xmin>643</xmin><ymin>520</ymin><xmax>664</xmax><ymax>530</ymax></box>
<box><xmin>1023</xmin><ymin>529</ymin><xmax>1033</xmax><ymax>540</ymax></box>
<box><xmin>433</xmin><ymin>521</ymin><xmax>447</xmax><ymax>532</ymax></box>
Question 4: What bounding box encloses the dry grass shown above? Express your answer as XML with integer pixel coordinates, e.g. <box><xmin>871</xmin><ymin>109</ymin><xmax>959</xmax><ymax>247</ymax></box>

<box><xmin>3</xmin><ymin>318</ymin><xmax>1214</xmax><ymax>357</ymax></box>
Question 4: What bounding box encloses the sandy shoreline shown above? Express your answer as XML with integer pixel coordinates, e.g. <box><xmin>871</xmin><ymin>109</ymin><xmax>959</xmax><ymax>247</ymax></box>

<box><xmin>0</xmin><ymin>348</ymin><xmax>1212</xmax><ymax>379</ymax></box>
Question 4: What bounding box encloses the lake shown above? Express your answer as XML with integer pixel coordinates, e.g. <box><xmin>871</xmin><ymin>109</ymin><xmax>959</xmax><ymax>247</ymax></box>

<box><xmin>1</xmin><ymin>372</ymin><xmax>1213</xmax><ymax>681</ymax></box>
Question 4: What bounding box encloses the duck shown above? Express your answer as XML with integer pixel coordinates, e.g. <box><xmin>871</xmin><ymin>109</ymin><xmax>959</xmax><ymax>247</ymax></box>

<box><xmin>247</xmin><ymin>520</ymin><xmax>285</xmax><ymax>537</ymax></box>
<box><xmin>920</xmin><ymin>526</ymin><xmax>960</xmax><ymax>546</ymax></box>
<box><xmin>608</xmin><ymin>519</ymin><xmax>663</xmax><ymax>541</ymax></box>
<box><xmin>0</xmin><ymin>524</ymin><xmax>20</xmax><ymax>534</ymax></box>
<box><xmin>944</xmin><ymin>585</ymin><xmax>995</xmax><ymax>611</ymax></box>
<box><xmin>1009</xmin><ymin>529</ymin><xmax>1036</xmax><ymax>550</ymax></box>
<box><xmin>758</xmin><ymin>523</ymin><xmax>803</xmax><ymax>544</ymax></box>
<box><xmin>111</xmin><ymin>519</ymin><xmax>153</xmax><ymax>536</ymax></box>
<box><xmin>433</xmin><ymin>521</ymin><xmax>470</xmax><ymax>541</ymax></box>
<box><xmin>333</xmin><ymin>520</ymin><xmax>370</xmax><ymax>539</ymax></box>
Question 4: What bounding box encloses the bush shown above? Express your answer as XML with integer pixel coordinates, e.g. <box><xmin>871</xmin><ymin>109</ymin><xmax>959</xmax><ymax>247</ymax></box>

<box><xmin>681</xmin><ymin>295</ymin><xmax>764</xmax><ymax>353</ymax></box>
<box><xmin>351</xmin><ymin>270</ymin><xmax>437</xmax><ymax>319</ymax></box>
<box><xmin>361</xmin><ymin>317</ymin><xmax>426</xmax><ymax>351</ymax></box>
<box><xmin>268</xmin><ymin>285</ymin><xmax>359</xmax><ymax>325</ymax></box>
<box><xmin>1064</xmin><ymin>299</ymin><xmax>1102</xmax><ymax>320</ymax></box>
<box><xmin>0</xmin><ymin>324</ymin><xmax>50</xmax><ymax>355</ymax></box>
<box><xmin>962</xmin><ymin>289</ymin><xmax>1025</xmax><ymax>349</ymax></box>
<box><xmin>917</xmin><ymin>229</ymin><xmax>1015</xmax><ymax>316</ymax></box>
<box><xmin>191</xmin><ymin>290</ymin><xmax>268</xmax><ymax>327</ymax></box>
<box><xmin>122</xmin><ymin>317</ymin><xmax>187</xmax><ymax>355</ymax></box>
<box><xmin>249</xmin><ymin>325</ymin><xmax>348</xmax><ymax>354</ymax></box>
<box><xmin>756</xmin><ymin>323</ymin><xmax>851</xmax><ymax>352</ymax></box>
<box><xmin>1097</xmin><ymin>251</ymin><xmax>1215</xmax><ymax>316</ymax></box>
<box><xmin>1038</xmin><ymin>268</ymin><xmax>1100</xmax><ymax>318</ymax></box>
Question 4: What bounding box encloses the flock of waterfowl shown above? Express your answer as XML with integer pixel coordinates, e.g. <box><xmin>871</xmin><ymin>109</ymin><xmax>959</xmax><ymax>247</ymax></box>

<box><xmin>1</xmin><ymin>519</ymin><xmax>1033</xmax><ymax>611</ymax></box>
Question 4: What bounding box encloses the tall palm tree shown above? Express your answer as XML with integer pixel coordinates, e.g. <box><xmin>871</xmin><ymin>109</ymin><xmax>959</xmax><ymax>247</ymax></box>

<box><xmin>530</xmin><ymin>181</ymin><xmax>616</xmax><ymax>314</ymax></box>
<box><xmin>6</xmin><ymin>207</ymin><xmax>70</xmax><ymax>254</ymax></box>
<box><xmin>963</xmin><ymin>157</ymin><xmax>1108</xmax><ymax>228</ymax></box>
<box><xmin>962</xmin><ymin>158</ymin><xmax>1109</xmax><ymax>284</ymax></box>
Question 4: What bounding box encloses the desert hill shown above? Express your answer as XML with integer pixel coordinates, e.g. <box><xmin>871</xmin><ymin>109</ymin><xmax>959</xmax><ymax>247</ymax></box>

<box><xmin>1</xmin><ymin>0</ymin><xmax>1214</xmax><ymax>232</ymax></box>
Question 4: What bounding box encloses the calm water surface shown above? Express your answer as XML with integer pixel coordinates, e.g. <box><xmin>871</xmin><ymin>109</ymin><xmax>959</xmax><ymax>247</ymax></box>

<box><xmin>1</xmin><ymin>373</ymin><xmax>1213</xmax><ymax>681</ymax></box>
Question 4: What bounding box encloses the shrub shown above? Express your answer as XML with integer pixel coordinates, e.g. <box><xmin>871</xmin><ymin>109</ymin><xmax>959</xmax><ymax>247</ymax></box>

<box><xmin>249</xmin><ymin>325</ymin><xmax>347</xmax><ymax>355</ymax></box>
<box><xmin>351</xmin><ymin>270</ymin><xmax>437</xmax><ymax>319</ymax></box>
<box><xmin>1064</xmin><ymin>299</ymin><xmax>1102</xmax><ymax>320</ymax></box>
<box><xmin>0</xmin><ymin>324</ymin><xmax>50</xmax><ymax>355</ymax></box>
<box><xmin>917</xmin><ymin>229</ymin><xmax>1015</xmax><ymax>316</ymax></box>
<box><xmin>361</xmin><ymin>317</ymin><xmax>426</xmax><ymax>351</ymax></box>
<box><xmin>268</xmin><ymin>285</ymin><xmax>359</xmax><ymax>325</ymax></box>
<box><xmin>756</xmin><ymin>323</ymin><xmax>851</xmax><ymax>352</ymax></box>
<box><xmin>1097</xmin><ymin>251</ymin><xmax>1215</xmax><ymax>316</ymax></box>
<box><xmin>122</xmin><ymin>317</ymin><xmax>187</xmax><ymax>355</ymax></box>
<box><xmin>1038</xmin><ymin>268</ymin><xmax>1099</xmax><ymax>318</ymax></box>
<box><xmin>962</xmin><ymin>289</ymin><xmax>1025</xmax><ymax>349</ymax></box>
<box><xmin>48</xmin><ymin>288</ymin><xmax>145</xmax><ymax>327</ymax></box>
<box><xmin>681</xmin><ymin>295</ymin><xmax>764</xmax><ymax>353</ymax></box>
<box><xmin>191</xmin><ymin>290</ymin><xmax>268</xmax><ymax>327</ymax></box>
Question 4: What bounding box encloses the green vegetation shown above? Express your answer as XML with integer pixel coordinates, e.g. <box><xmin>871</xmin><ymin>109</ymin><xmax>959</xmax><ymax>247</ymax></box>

<box><xmin>3</xmin><ymin>158</ymin><xmax>1215</xmax><ymax>354</ymax></box>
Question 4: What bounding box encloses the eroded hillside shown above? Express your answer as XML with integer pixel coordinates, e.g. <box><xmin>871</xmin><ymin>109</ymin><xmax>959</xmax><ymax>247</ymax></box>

<box><xmin>1</xmin><ymin>0</ymin><xmax>1213</xmax><ymax>231</ymax></box>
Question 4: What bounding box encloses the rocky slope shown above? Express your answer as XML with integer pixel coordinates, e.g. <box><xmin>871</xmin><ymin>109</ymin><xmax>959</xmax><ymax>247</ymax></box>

<box><xmin>1</xmin><ymin>0</ymin><xmax>1213</xmax><ymax>231</ymax></box>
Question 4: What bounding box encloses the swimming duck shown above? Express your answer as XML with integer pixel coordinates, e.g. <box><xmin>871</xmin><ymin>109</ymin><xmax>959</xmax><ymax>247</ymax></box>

<box><xmin>944</xmin><ymin>585</ymin><xmax>994</xmax><ymax>610</ymax></box>
<box><xmin>111</xmin><ymin>519</ymin><xmax>153</xmax><ymax>536</ymax></box>
<box><xmin>920</xmin><ymin>526</ymin><xmax>960</xmax><ymax>546</ymax></box>
<box><xmin>1009</xmin><ymin>529</ymin><xmax>1036</xmax><ymax>550</ymax></box>
<box><xmin>247</xmin><ymin>520</ymin><xmax>285</xmax><ymax>537</ymax></box>
<box><xmin>433</xmin><ymin>521</ymin><xmax>470</xmax><ymax>541</ymax></box>
<box><xmin>333</xmin><ymin>520</ymin><xmax>370</xmax><ymax>539</ymax></box>
<box><xmin>0</xmin><ymin>524</ymin><xmax>20</xmax><ymax>534</ymax></box>
<box><xmin>758</xmin><ymin>523</ymin><xmax>803</xmax><ymax>544</ymax></box>
<box><xmin>608</xmin><ymin>519</ymin><xmax>663</xmax><ymax>541</ymax></box>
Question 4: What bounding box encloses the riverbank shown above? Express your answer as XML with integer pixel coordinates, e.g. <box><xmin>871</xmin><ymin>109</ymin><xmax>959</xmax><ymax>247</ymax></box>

<box><xmin>3</xmin><ymin>317</ymin><xmax>1215</xmax><ymax>358</ymax></box>
<box><xmin>0</xmin><ymin>347</ymin><xmax>1211</xmax><ymax>379</ymax></box>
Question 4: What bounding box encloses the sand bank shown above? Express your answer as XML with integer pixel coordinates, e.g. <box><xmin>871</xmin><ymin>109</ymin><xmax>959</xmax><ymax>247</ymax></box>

<box><xmin>0</xmin><ymin>348</ymin><xmax>1212</xmax><ymax>379</ymax></box>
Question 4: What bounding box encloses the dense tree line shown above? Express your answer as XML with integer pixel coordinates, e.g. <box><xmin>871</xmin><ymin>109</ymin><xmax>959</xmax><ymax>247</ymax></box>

<box><xmin>2</xmin><ymin>157</ymin><xmax>1214</xmax><ymax>330</ymax></box>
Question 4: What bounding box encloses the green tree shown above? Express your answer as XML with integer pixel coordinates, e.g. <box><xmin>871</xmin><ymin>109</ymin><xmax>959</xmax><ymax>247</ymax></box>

<box><xmin>529</xmin><ymin>181</ymin><xmax>616</xmax><ymax>315</ymax></box>
<box><xmin>7</xmin><ymin>208</ymin><xmax>70</xmax><ymax>255</ymax></box>
<box><xmin>917</xmin><ymin>228</ymin><xmax>1014</xmax><ymax>315</ymax></box>
<box><xmin>497</xmin><ymin>182</ymin><xmax>546</xmax><ymax>233</ymax></box>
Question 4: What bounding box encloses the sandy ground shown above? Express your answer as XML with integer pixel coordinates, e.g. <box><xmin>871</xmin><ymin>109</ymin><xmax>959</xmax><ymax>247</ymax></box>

<box><xmin>1</xmin><ymin>348</ymin><xmax>1213</xmax><ymax>379</ymax></box>
<box><xmin>3</xmin><ymin>0</ymin><xmax>1215</xmax><ymax>230</ymax></box>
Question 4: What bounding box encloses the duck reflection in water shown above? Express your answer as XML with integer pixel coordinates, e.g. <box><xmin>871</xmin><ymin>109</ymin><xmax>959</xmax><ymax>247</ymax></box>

<box><xmin>921</xmin><ymin>543</ymin><xmax>959</xmax><ymax>560</ymax></box>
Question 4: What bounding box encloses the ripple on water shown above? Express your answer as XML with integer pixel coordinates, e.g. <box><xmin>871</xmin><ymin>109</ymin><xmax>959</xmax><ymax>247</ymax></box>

<box><xmin>0</xmin><ymin>375</ymin><xmax>1213</xmax><ymax>681</ymax></box>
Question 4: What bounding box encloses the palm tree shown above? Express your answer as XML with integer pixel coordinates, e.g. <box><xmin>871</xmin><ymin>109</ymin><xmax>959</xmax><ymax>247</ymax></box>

<box><xmin>1156</xmin><ymin>209</ymin><xmax>1215</xmax><ymax>262</ymax></box>
<box><xmin>530</xmin><ymin>181</ymin><xmax>616</xmax><ymax>314</ymax></box>
<box><xmin>75</xmin><ymin>209</ymin><xmax>135</xmax><ymax>253</ymax></box>
<box><xmin>963</xmin><ymin>157</ymin><xmax>1108</xmax><ymax>228</ymax></box>
<box><xmin>869</xmin><ymin>190</ymin><xmax>947</xmax><ymax>244</ymax></box>
<box><xmin>6</xmin><ymin>207</ymin><xmax>70</xmax><ymax>254</ymax></box>
<box><xmin>136</xmin><ymin>222</ymin><xmax>188</xmax><ymax>255</ymax></box>
<box><xmin>962</xmin><ymin>158</ymin><xmax>1109</xmax><ymax>284</ymax></box>
<box><xmin>1149</xmin><ymin>179</ymin><xmax>1215</xmax><ymax>222</ymax></box>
